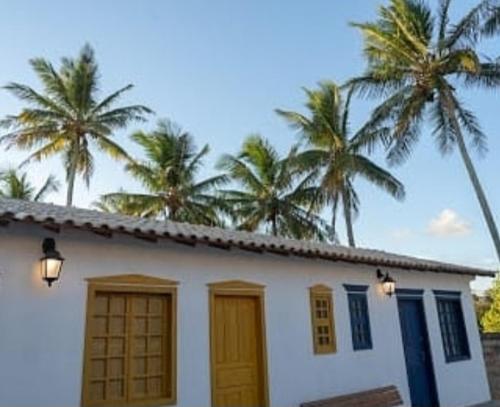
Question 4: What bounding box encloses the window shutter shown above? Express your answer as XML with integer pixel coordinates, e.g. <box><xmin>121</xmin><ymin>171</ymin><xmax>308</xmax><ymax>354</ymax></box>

<box><xmin>344</xmin><ymin>285</ymin><xmax>372</xmax><ymax>351</ymax></box>
<box><xmin>83</xmin><ymin>275</ymin><xmax>177</xmax><ymax>407</ymax></box>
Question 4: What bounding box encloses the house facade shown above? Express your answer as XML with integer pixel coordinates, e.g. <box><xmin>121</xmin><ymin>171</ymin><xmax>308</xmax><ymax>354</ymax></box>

<box><xmin>0</xmin><ymin>198</ymin><xmax>493</xmax><ymax>407</ymax></box>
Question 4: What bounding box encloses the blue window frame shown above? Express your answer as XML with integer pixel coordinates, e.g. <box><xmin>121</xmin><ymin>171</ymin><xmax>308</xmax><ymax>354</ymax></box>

<box><xmin>344</xmin><ymin>285</ymin><xmax>372</xmax><ymax>351</ymax></box>
<box><xmin>434</xmin><ymin>291</ymin><xmax>470</xmax><ymax>363</ymax></box>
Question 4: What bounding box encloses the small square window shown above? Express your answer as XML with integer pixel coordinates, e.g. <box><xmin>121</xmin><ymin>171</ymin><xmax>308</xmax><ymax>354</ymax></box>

<box><xmin>310</xmin><ymin>285</ymin><xmax>336</xmax><ymax>354</ymax></box>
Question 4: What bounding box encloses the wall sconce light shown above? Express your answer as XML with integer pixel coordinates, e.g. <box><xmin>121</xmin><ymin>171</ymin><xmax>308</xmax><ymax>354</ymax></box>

<box><xmin>377</xmin><ymin>269</ymin><xmax>396</xmax><ymax>297</ymax></box>
<box><xmin>40</xmin><ymin>238</ymin><xmax>64</xmax><ymax>287</ymax></box>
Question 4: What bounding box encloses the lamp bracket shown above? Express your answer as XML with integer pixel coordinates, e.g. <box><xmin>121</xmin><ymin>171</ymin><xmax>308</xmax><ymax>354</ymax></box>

<box><xmin>42</xmin><ymin>238</ymin><xmax>56</xmax><ymax>254</ymax></box>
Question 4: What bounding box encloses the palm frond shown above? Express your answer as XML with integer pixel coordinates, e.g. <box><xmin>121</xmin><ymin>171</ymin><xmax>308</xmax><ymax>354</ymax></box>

<box><xmin>353</xmin><ymin>155</ymin><xmax>406</xmax><ymax>200</ymax></box>
<box><xmin>445</xmin><ymin>0</ymin><xmax>492</xmax><ymax>47</ymax></box>
<box><xmin>97</xmin><ymin>192</ymin><xmax>164</xmax><ymax>217</ymax></box>
<box><xmin>451</xmin><ymin>93</ymin><xmax>488</xmax><ymax>155</ymax></box>
<box><xmin>431</xmin><ymin>91</ymin><xmax>455</xmax><ymax>155</ymax></box>
<box><xmin>4</xmin><ymin>83</ymin><xmax>72</xmax><ymax>118</ymax></box>
<box><xmin>29</xmin><ymin>57</ymin><xmax>74</xmax><ymax>111</ymax></box>
<box><xmin>91</xmin><ymin>84</ymin><xmax>134</xmax><ymax>114</ymax></box>
<box><xmin>438</xmin><ymin>0</ymin><xmax>452</xmax><ymax>46</ymax></box>
<box><xmin>482</xmin><ymin>4</ymin><xmax>500</xmax><ymax>37</ymax></box>
<box><xmin>274</xmin><ymin>109</ymin><xmax>311</xmax><ymax>136</ymax></box>
<box><xmin>217</xmin><ymin>154</ymin><xmax>264</xmax><ymax>192</ymax></box>
<box><xmin>19</xmin><ymin>136</ymin><xmax>69</xmax><ymax>166</ymax></box>
<box><xmin>460</xmin><ymin>59</ymin><xmax>500</xmax><ymax>88</ymax></box>
<box><xmin>34</xmin><ymin>175</ymin><xmax>60</xmax><ymax>202</ymax></box>
<box><xmin>94</xmin><ymin>134</ymin><xmax>132</xmax><ymax>161</ymax></box>
<box><xmin>96</xmin><ymin>105</ymin><xmax>152</xmax><ymax>127</ymax></box>
<box><xmin>386</xmin><ymin>90</ymin><xmax>428</xmax><ymax>165</ymax></box>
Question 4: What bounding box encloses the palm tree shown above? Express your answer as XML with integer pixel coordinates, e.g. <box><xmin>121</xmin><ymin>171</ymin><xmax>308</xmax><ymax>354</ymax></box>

<box><xmin>0</xmin><ymin>169</ymin><xmax>59</xmax><ymax>202</ymax></box>
<box><xmin>276</xmin><ymin>82</ymin><xmax>405</xmax><ymax>247</ymax></box>
<box><xmin>99</xmin><ymin>120</ymin><xmax>227</xmax><ymax>226</ymax></box>
<box><xmin>351</xmin><ymin>0</ymin><xmax>500</xmax><ymax>259</ymax></box>
<box><xmin>217</xmin><ymin>135</ymin><xmax>327</xmax><ymax>240</ymax></box>
<box><xmin>0</xmin><ymin>44</ymin><xmax>151</xmax><ymax>207</ymax></box>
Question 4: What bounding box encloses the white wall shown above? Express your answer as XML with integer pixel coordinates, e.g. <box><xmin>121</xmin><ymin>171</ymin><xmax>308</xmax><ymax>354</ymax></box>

<box><xmin>0</xmin><ymin>224</ymin><xmax>491</xmax><ymax>407</ymax></box>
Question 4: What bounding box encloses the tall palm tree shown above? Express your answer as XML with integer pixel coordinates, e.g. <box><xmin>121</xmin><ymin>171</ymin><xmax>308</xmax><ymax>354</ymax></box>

<box><xmin>217</xmin><ymin>135</ymin><xmax>327</xmax><ymax>240</ymax></box>
<box><xmin>0</xmin><ymin>44</ymin><xmax>151</xmax><ymax>207</ymax></box>
<box><xmin>351</xmin><ymin>0</ymin><xmax>500</xmax><ymax>259</ymax></box>
<box><xmin>277</xmin><ymin>82</ymin><xmax>405</xmax><ymax>247</ymax></box>
<box><xmin>0</xmin><ymin>169</ymin><xmax>59</xmax><ymax>202</ymax></box>
<box><xmin>99</xmin><ymin>120</ymin><xmax>227</xmax><ymax>226</ymax></box>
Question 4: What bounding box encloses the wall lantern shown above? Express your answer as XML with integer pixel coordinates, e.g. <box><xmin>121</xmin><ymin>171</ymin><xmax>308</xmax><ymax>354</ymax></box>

<box><xmin>377</xmin><ymin>269</ymin><xmax>396</xmax><ymax>297</ymax></box>
<box><xmin>40</xmin><ymin>238</ymin><xmax>64</xmax><ymax>287</ymax></box>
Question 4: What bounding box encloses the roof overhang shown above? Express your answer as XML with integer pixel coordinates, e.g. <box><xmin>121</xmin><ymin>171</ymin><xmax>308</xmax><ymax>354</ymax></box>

<box><xmin>0</xmin><ymin>198</ymin><xmax>495</xmax><ymax>278</ymax></box>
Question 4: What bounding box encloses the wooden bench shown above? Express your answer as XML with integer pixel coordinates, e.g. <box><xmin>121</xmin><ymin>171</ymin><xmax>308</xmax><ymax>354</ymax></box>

<box><xmin>300</xmin><ymin>385</ymin><xmax>403</xmax><ymax>407</ymax></box>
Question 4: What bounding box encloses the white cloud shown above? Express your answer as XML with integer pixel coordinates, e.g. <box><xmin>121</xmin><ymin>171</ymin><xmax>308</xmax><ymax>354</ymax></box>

<box><xmin>427</xmin><ymin>209</ymin><xmax>472</xmax><ymax>237</ymax></box>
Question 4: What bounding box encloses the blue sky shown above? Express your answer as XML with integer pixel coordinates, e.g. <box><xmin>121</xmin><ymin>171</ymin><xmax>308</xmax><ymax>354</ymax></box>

<box><xmin>0</xmin><ymin>0</ymin><xmax>498</xmax><ymax>289</ymax></box>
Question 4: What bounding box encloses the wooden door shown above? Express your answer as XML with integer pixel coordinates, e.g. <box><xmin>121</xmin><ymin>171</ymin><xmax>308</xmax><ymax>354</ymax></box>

<box><xmin>212</xmin><ymin>295</ymin><xmax>266</xmax><ymax>407</ymax></box>
<box><xmin>398</xmin><ymin>298</ymin><xmax>439</xmax><ymax>407</ymax></box>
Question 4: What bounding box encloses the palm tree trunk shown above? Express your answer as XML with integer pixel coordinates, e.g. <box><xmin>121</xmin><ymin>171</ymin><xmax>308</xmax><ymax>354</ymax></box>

<box><xmin>448</xmin><ymin>105</ymin><xmax>500</xmax><ymax>262</ymax></box>
<box><xmin>342</xmin><ymin>189</ymin><xmax>356</xmax><ymax>247</ymax></box>
<box><xmin>271</xmin><ymin>214</ymin><xmax>278</xmax><ymax>236</ymax></box>
<box><xmin>66</xmin><ymin>144</ymin><xmax>80</xmax><ymax>207</ymax></box>
<box><xmin>169</xmin><ymin>205</ymin><xmax>178</xmax><ymax>221</ymax></box>
<box><xmin>330</xmin><ymin>194</ymin><xmax>339</xmax><ymax>243</ymax></box>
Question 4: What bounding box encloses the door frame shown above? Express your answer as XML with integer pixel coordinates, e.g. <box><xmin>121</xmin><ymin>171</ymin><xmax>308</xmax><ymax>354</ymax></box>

<box><xmin>396</xmin><ymin>289</ymin><xmax>439</xmax><ymax>407</ymax></box>
<box><xmin>208</xmin><ymin>280</ymin><xmax>270</xmax><ymax>407</ymax></box>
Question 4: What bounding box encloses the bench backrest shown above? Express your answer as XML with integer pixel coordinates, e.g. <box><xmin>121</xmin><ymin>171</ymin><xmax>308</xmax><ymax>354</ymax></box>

<box><xmin>300</xmin><ymin>385</ymin><xmax>403</xmax><ymax>407</ymax></box>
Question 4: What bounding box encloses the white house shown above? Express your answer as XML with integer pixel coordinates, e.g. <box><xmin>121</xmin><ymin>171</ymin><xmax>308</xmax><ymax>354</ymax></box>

<box><xmin>0</xmin><ymin>197</ymin><xmax>493</xmax><ymax>407</ymax></box>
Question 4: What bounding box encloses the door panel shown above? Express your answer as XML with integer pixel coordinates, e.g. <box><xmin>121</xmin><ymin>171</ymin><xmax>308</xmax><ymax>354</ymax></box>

<box><xmin>129</xmin><ymin>294</ymin><xmax>171</xmax><ymax>400</ymax></box>
<box><xmin>212</xmin><ymin>295</ymin><xmax>264</xmax><ymax>407</ymax></box>
<box><xmin>398</xmin><ymin>298</ymin><xmax>439</xmax><ymax>407</ymax></box>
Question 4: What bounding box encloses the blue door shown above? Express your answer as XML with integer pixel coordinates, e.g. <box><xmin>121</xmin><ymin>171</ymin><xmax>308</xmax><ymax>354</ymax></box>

<box><xmin>398</xmin><ymin>297</ymin><xmax>439</xmax><ymax>407</ymax></box>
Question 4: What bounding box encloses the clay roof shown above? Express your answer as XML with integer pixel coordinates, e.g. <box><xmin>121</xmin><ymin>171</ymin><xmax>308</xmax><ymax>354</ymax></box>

<box><xmin>0</xmin><ymin>197</ymin><xmax>495</xmax><ymax>277</ymax></box>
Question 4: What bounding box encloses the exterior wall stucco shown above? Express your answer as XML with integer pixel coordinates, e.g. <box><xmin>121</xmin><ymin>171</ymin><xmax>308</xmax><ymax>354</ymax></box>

<box><xmin>0</xmin><ymin>224</ymin><xmax>491</xmax><ymax>407</ymax></box>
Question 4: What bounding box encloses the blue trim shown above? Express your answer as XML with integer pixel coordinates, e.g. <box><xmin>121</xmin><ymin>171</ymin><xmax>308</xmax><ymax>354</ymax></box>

<box><xmin>343</xmin><ymin>284</ymin><xmax>369</xmax><ymax>293</ymax></box>
<box><xmin>433</xmin><ymin>290</ymin><xmax>462</xmax><ymax>298</ymax></box>
<box><xmin>396</xmin><ymin>288</ymin><xmax>424</xmax><ymax>297</ymax></box>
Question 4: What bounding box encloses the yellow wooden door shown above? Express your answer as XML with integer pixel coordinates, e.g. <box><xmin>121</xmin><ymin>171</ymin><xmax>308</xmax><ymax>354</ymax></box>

<box><xmin>212</xmin><ymin>295</ymin><xmax>265</xmax><ymax>407</ymax></box>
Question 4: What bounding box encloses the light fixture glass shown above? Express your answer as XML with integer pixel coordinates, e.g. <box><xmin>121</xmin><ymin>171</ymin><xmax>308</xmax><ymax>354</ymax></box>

<box><xmin>377</xmin><ymin>269</ymin><xmax>396</xmax><ymax>297</ymax></box>
<box><xmin>40</xmin><ymin>238</ymin><xmax>64</xmax><ymax>287</ymax></box>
